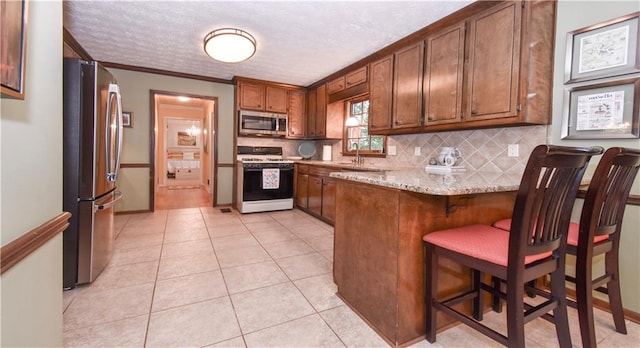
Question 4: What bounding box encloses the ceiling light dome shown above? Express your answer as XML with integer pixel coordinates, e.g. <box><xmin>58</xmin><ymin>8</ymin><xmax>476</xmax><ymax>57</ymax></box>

<box><xmin>203</xmin><ymin>28</ymin><xmax>256</xmax><ymax>63</ymax></box>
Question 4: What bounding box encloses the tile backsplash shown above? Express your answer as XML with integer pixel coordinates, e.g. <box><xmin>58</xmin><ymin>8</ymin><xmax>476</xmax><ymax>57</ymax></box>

<box><xmin>238</xmin><ymin>125</ymin><xmax>550</xmax><ymax>175</ymax></box>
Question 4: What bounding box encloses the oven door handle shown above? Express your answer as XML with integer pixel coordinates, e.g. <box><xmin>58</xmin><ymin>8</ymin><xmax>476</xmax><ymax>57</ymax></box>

<box><xmin>243</xmin><ymin>166</ymin><xmax>294</xmax><ymax>171</ymax></box>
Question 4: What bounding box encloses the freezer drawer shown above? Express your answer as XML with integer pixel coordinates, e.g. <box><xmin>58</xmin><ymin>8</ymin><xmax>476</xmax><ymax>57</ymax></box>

<box><xmin>77</xmin><ymin>190</ymin><xmax>122</xmax><ymax>284</ymax></box>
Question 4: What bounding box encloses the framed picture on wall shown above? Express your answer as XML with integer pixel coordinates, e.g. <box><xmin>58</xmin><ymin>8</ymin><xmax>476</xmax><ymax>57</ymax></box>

<box><xmin>122</xmin><ymin>111</ymin><xmax>133</xmax><ymax>128</ymax></box>
<box><xmin>565</xmin><ymin>12</ymin><xmax>640</xmax><ymax>83</ymax></box>
<box><xmin>177</xmin><ymin>131</ymin><xmax>197</xmax><ymax>146</ymax></box>
<box><xmin>0</xmin><ymin>0</ymin><xmax>28</xmax><ymax>99</ymax></box>
<box><xmin>561</xmin><ymin>77</ymin><xmax>639</xmax><ymax>139</ymax></box>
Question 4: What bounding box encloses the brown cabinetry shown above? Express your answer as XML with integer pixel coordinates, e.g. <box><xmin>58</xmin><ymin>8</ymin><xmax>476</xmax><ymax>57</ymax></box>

<box><xmin>393</xmin><ymin>42</ymin><xmax>424</xmax><ymax>129</ymax></box>
<box><xmin>333</xmin><ymin>179</ymin><xmax>517</xmax><ymax>345</ymax></box>
<box><xmin>306</xmin><ymin>84</ymin><xmax>327</xmax><ymax>138</ymax></box>
<box><xmin>369</xmin><ymin>42</ymin><xmax>424</xmax><ymax>134</ymax></box>
<box><xmin>287</xmin><ymin>90</ymin><xmax>306</xmax><ymax>139</ymax></box>
<box><xmin>369</xmin><ymin>55</ymin><xmax>394</xmax><ymax>132</ymax></box>
<box><xmin>295</xmin><ymin>164</ymin><xmax>336</xmax><ymax>224</ymax></box>
<box><xmin>423</xmin><ymin>22</ymin><xmax>465</xmax><ymax>126</ymax></box>
<box><xmin>237</xmin><ymin>80</ymin><xmax>288</xmax><ymax>113</ymax></box>
<box><xmin>265</xmin><ymin>86</ymin><xmax>288</xmax><ymax>113</ymax></box>
<box><xmin>327</xmin><ymin>66</ymin><xmax>368</xmax><ymax>95</ymax></box>
<box><xmin>463</xmin><ymin>1</ymin><xmax>521</xmax><ymax>122</ymax></box>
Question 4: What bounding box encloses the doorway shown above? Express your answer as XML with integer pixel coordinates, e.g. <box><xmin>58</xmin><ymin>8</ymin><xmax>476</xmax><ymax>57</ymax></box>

<box><xmin>150</xmin><ymin>91</ymin><xmax>218</xmax><ymax>211</ymax></box>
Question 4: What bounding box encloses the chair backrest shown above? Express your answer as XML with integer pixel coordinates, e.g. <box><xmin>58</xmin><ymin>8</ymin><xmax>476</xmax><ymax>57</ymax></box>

<box><xmin>508</xmin><ymin>145</ymin><xmax>604</xmax><ymax>267</ymax></box>
<box><xmin>580</xmin><ymin>147</ymin><xmax>640</xmax><ymax>244</ymax></box>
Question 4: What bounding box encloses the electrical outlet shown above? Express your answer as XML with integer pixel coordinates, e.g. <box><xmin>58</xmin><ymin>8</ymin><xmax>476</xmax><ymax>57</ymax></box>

<box><xmin>414</xmin><ymin>146</ymin><xmax>421</xmax><ymax>156</ymax></box>
<box><xmin>508</xmin><ymin>144</ymin><xmax>519</xmax><ymax>157</ymax></box>
<box><xmin>388</xmin><ymin>145</ymin><xmax>397</xmax><ymax>156</ymax></box>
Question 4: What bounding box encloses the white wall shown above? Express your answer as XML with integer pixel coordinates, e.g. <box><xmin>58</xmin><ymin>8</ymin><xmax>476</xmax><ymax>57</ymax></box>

<box><xmin>552</xmin><ymin>0</ymin><xmax>640</xmax><ymax>312</ymax></box>
<box><xmin>108</xmin><ymin>69</ymin><xmax>235</xmax><ymax>210</ymax></box>
<box><xmin>0</xmin><ymin>1</ymin><xmax>64</xmax><ymax>345</ymax></box>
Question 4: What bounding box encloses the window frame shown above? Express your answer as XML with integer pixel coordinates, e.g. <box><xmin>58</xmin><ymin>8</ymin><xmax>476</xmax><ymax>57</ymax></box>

<box><xmin>342</xmin><ymin>96</ymin><xmax>386</xmax><ymax>157</ymax></box>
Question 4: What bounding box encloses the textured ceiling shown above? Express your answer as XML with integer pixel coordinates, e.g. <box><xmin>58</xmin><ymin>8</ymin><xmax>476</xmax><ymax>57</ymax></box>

<box><xmin>64</xmin><ymin>0</ymin><xmax>475</xmax><ymax>87</ymax></box>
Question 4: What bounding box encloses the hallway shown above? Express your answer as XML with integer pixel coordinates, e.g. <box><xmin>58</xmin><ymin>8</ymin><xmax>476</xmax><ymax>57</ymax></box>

<box><xmin>154</xmin><ymin>185</ymin><xmax>212</xmax><ymax>210</ymax></box>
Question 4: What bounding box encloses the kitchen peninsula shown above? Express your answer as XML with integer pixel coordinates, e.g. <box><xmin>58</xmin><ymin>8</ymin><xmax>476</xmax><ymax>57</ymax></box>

<box><xmin>330</xmin><ymin>169</ymin><xmax>522</xmax><ymax>347</ymax></box>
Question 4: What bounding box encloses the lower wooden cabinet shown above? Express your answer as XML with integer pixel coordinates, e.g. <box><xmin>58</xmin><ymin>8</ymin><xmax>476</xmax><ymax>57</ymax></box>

<box><xmin>295</xmin><ymin>164</ymin><xmax>336</xmax><ymax>225</ymax></box>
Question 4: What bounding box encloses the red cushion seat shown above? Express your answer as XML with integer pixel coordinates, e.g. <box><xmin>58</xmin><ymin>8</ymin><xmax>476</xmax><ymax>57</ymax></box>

<box><xmin>423</xmin><ymin>224</ymin><xmax>551</xmax><ymax>267</ymax></box>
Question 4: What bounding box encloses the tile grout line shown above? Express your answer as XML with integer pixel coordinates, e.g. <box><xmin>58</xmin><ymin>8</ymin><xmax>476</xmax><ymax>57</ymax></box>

<box><xmin>142</xmin><ymin>210</ymin><xmax>169</xmax><ymax>348</ymax></box>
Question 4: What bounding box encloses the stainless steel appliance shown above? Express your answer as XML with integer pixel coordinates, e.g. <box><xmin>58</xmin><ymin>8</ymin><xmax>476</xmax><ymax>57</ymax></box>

<box><xmin>236</xmin><ymin>146</ymin><xmax>294</xmax><ymax>213</ymax></box>
<box><xmin>238</xmin><ymin>110</ymin><xmax>287</xmax><ymax>137</ymax></box>
<box><xmin>63</xmin><ymin>58</ymin><xmax>124</xmax><ymax>289</ymax></box>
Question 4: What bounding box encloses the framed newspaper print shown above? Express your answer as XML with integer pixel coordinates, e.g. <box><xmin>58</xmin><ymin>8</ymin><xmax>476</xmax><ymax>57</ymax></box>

<box><xmin>565</xmin><ymin>12</ymin><xmax>639</xmax><ymax>83</ymax></box>
<box><xmin>561</xmin><ymin>77</ymin><xmax>639</xmax><ymax>139</ymax></box>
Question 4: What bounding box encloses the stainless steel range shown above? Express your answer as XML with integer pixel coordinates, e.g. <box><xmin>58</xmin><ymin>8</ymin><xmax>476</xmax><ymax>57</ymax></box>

<box><xmin>236</xmin><ymin>146</ymin><xmax>294</xmax><ymax>213</ymax></box>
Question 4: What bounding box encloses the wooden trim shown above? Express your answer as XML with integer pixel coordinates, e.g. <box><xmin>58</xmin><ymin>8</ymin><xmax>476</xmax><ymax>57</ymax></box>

<box><xmin>101</xmin><ymin>62</ymin><xmax>233</xmax><ymax>85</ymax></box>
<box><xmin>232</xmin><ymin>76</ymin><xmax>305</xmax><ymax>90</ymax></box>
<box><xmin>115</xmin><ymin>210</ymin><xmax>151</xmax><ymax>215</ymax></box>
<box><xmin>1</xmin><ymin>212</ymin><xmax>71</xmax><ymax>275</ymax></box>
<box><xmin>565</xmin><ymin>288</ymin><xmax>640</xmax><ymax>325</ymax></box>
<box><xmin>62</xmin><ymin>28</ymin><xmax>93</xmax><ymax>60</ymax></box>
<box><xmin>120</xmin><ymin>163</ymin><xmax>150</xmax><ymax>168</ymax></box>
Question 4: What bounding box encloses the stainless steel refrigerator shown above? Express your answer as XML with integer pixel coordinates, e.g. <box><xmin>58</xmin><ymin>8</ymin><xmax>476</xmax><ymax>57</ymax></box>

<box><xmin>63</xmin><ymin>58</ymin><xmax>124</xmax><ymax>289</ymax></box>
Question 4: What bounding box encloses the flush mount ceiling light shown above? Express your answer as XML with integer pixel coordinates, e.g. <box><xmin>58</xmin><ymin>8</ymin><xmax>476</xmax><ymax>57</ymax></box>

<box><xmin>203</xmin><ymin>28</ymin><xmax>256</xmax><ymax>63</ymax></box>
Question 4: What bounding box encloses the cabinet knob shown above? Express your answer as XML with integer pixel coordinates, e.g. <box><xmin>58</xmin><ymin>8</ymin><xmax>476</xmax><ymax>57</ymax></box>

<box><xmin>471</xmin><ymin>109</ymin><xmax>477</xmax><ymax>115</ymax></box>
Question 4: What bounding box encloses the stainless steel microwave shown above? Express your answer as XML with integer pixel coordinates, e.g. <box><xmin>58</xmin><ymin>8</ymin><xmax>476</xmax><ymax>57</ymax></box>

<box><xmin>238</xmin><ymin>110</ymin><xmax>287</xmax><ymax>137</ymax></box>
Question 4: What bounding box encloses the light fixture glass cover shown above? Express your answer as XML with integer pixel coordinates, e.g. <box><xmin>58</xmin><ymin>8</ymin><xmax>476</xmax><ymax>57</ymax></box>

<box><xmin>345</xmin><ymin>116</ymin><xmax>360</xmax><ymax>126</ymax></box>
<box><xmin>204</xmin><ymin>28</ymin><xmax>256</xmax><ymax>63</ymax></box>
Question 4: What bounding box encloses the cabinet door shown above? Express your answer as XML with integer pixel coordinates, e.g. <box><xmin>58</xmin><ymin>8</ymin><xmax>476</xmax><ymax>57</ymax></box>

<box><xmin>296</xmin><ymin>173</ymin><xmax>309</xmax><ymax>208</ymax></box>
<box><xmin>345</xmin><ymin>66</ymin><xmax>368</xmax><ymax>88</ymax></box>
<box><xmin>321</xmin><ymin>178</ymin><xmax>336</xmax><ymax>223</ymax></box>
<box><xmin>464</xmin><ymin>1</ymin><xmax>521</xmax><ymax>121</ymax></box>
<box><xmin>308</xmin><ymin>176</ymin><xmax>323</xmax><ymax>216</ymax></box>
<box><xmin>315</xmin><ymin>84</ymin><xmax>327</xmax><ymax>138</ymax></box>
<box><xmin>369</xmin><ymin>55</ymin><xmax>394</xmax><ymax>132</ymax></box>
<box><xmin>306</xmin><ymin>89</ymin><xmax>318</xmax><ymax>137</ymax></box>
<box><xmin>327</xmin><ymin>76</ymin><xmax>345</xmax><ymax>95</ymax></box>
<box><xmin>393</xmin><ymin>42</ymin><xmax>424</xmax><ymax>128</ymax></box>
<box><xmin>239</xmin><ymin>82</ymin><xmax>265</xmax><ymax>111</ymax></box>
<box><xmin>266</xmin><ymin>86</ymin><xmax>288</xmax><ymax>113</ymax></box>
<box><xmin>424</xmin><ymin>22</ymin><xmax>465</xmax><ymax>126</ymax></box>
<box><xmin>287</xmin><ymin>90</ymin><xmax>306</xmax><ymax>139</ymax></box>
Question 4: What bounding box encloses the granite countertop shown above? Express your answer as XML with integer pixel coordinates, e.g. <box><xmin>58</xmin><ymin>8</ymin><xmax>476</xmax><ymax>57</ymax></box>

<box><xmin>330</xmin><ymin>168</ymin><xmax>523</xmax><ymax>196</ymax></box>
<box><xmin>294</xmin><ymin>160</ymin><xmax>392</xmax><ymax>172</ymax></box>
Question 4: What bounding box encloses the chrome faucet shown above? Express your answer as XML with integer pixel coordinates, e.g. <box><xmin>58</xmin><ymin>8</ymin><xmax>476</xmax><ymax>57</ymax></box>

<box><xmin>352</xmin><ymin>143</ymin><xmax>364</xmax><ymax>165</ymax></box>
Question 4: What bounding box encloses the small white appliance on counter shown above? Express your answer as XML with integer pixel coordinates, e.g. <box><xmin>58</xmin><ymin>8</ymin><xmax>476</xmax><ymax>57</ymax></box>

<box><xmin>322</xmin><ymin>145</ymin><xmax>332</xmax><ymax>161</ymax></box>
<box><xmin>236</xmin><ymin>146</ymin><xmax>294</xmax><ymax>213</ymax></box>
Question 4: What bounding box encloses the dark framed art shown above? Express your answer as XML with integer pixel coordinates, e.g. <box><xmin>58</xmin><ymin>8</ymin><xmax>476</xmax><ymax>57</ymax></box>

<box><xmin>561</xmin><ymin>77</ymin><xmax>639</xmax><ymax>139</ymax></box>
<box><xmin>122</xmin><ymin>111</ymin><xmax>133</xmax><ymax>128</ymax></box>
<box><xmin>565</xmin><ymin>12</ymin><xmax>640</xmax><ymax>83</ymax></box>
<box><xmin>1</xmin><ymin>0</ymin><xmax>28</xmax><ymax>99</ymax></box>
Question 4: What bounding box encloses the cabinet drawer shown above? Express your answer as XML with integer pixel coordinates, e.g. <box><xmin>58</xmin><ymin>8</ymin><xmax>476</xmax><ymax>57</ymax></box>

<box><xmin>327</xmin><ymin>76</ymin><xmax>346</xmax><ymax>95</ymax></box>
<box><xmin>175</xmin><ymin>168</ymin><xmax>199</xmax><ymax>180</ymax></box>
<box><xmin>296</xmin><ymin>164</ymin><xmax>309</xmax><ymax>174</ymax></box>
<box><xmin>309</xmin><ymin>166</ymin><xmax>335</xmax><ymax>177</ymax></box>
<box><xmin>345</xmin><ymin>66</ymin><xmax>368</xmax><ymax>88</ymax></box>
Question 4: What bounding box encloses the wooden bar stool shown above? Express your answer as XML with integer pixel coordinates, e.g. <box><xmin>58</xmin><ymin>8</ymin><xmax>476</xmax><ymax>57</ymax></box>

<box><xmin>493</xmin><ymin>147</ymin><xmax>640</xmax><ymax>347</ymax></box>
<box><xmin>423</xmin><ymin>145</ymin><xmax>603</xmax><ymax>347</ymax></box>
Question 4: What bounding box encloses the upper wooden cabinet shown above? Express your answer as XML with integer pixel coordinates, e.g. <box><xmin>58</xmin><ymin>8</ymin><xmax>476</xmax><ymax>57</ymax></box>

<box><xmin>423</xmin><ymin>22</ymin><xmax>465</xmax><ymax>126</ymax></box>
<box><xmin>369</xmin><ymin>55</ymin><xmax>394</xmax><ymax>132</ymax></box>
<box><xmin>327</xmin><ymin>66</ymin><xmax>369</xmax><ymax>95</ymax></box>
<box><xmin>392</xmin><ymin>42</ymin><xmax>424</xmax><ymax>129</ymax></box>
<box><xmin>369</xmin><ymin>42</ymin><xmax>424</xmax><ymax>134</ymax></box>
<box><xmin>237</xmin><ymin>80</ymin><xmax>288</xmax><ymax>113</ymax></box>
<box><xmin>287</xmin><ymin>90</ymin><xmax>306</xmax><ymax>139</ymax></box>
<box><xmin>306</xmin><ymin>84</ymin><xmax>327</xmax><ymax>138</ymax></box>
<box><xmin>369</xmin><ymin>0</ymin><xmax>555</xmax><ymax>135</ymax></box>
<box><xmin>266</xmin><ymin>86</ymin><xmax>288</xmax><ymax>113</ymax></box>
<box><xmin>463</xmin><ymin>1</ymin><xmax>521</xmax><ymax>122</ymax></box>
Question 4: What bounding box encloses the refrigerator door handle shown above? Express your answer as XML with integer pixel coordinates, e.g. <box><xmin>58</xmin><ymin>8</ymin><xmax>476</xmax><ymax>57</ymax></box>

<box><xmin>105</xmin><ymin>83</ymin><xmax>124</xmax><ymax>182</ymax></box>
<box><xmin>94</xmin><ymin>191</ymin><xmax>123</xmax><ymax>212</ymax></box>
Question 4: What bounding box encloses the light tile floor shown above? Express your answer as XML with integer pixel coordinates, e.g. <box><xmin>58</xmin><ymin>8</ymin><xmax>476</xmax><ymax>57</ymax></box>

<box><xmin>63</xmin><ymin>207</ymin><xmax>639</xmax><ymax>347</ymax></box>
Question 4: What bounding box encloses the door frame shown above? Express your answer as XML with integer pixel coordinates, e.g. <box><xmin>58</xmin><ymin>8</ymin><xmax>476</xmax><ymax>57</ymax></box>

<box><xmin>149</xmin><ymin>90</ymin><xmax>219</xmax><ymax>210</ymax></box>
